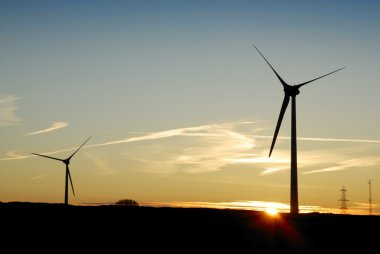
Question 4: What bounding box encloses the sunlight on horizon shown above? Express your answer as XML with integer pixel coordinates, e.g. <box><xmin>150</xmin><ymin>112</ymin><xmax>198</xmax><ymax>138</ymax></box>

<box><xmin>142</xmin><ymin>200</ymin><xmax>305</xmax><ymax>213</ymax></box>
<box><xmin>265</xmin><ymin>208</ymin><xmax>279</xmax><ymax>216</ymax></box>
<box><xmin>140</xmin><ymin>200</ymin><xmax>377</xmax><ymax>215</ymax></box>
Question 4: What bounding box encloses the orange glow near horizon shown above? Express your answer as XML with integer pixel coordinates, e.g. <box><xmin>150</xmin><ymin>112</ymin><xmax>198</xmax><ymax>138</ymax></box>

<box><xmin>265</xmin><ymin>208</ymin><xmax>279</xmax><ymax>216</ymax></box>
<box><xmin>140</xmin><ymin>200</ymin><xmax>377</xmax><ymax>215</ymax></box>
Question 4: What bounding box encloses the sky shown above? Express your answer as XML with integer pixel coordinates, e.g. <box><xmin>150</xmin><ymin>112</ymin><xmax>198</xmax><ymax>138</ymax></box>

<box><xmin>1</xmin><ymin>0</ymin><xmax>380</xmax><ymax>215</ymax></box>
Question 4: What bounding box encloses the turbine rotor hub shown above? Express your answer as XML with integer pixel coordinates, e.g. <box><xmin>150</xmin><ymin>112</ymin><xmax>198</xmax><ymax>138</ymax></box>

<box><xmin>284</xmin><ymin>85</ymin><xmax>300</xmax><ymax>96</ymax></box>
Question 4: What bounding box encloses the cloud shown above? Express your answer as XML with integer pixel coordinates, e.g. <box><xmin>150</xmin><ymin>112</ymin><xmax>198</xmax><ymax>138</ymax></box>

<box><xmin>85</xmin><ymin>153</ymin><xmax>117</xmax><ymax>175</ymax></box>
<box><xmin>2</xmin><ymin>150</ymin><xmax>31</xmax><ymax>160</ymax></box>
<box><xmin>120</xmin><ymin>123</ymin><xmax>256</xmax><ymax>173</ymax></box>
<box><xmin>32</xmin><ymin>174</ymin><xmax>49</xmax><ymax>181</ymax></box>
<box><xmin>226</xmin><ymin>153</ymin><xmax>290</xmax><ymax>175</ymax></box>
<box><xmin>172</xmin><ymin>126</ymin><xmax>255</xmax><ymax>173</ymax></box>
<box><xmin>3</xmin><ymin>122</ymin><xmax>256</xmax><ymax>173</ymax></box>
<box><xmin>0</xmin><ymin>95</ymin><xmax>21</xmax><ymax>127</ymax></box>
<box><xmin>339</xmin><ymin>202</ymin><xmax>380</xmax><ymax>215</ymax></box>
<box><xmin>253</xmin><ymin>135</ymin><xmax>380</xmax><ymax>143</ymax></box>
<box><xmin>260</xmin><ymin>167</ymin><xmax>289</xmax><ymax>175</ymax></box>
<box><xmin>89</xmin><ymin>123</ymin><xmax>225</xmax><ymax>147</ymax></box>
<box><xmin>2</xmin><ymin>121</ymin><xmax>380</xmax><ymax>175</ymax></box>
<box><xmin>26</xmin><ymin>122</ymin><xmax>69</xmax><ymax>136</ymax></box>
<box><xmin>304</xmin><ymin>157</ymin><xmax>380</xmax><ymax>174</ymax></box>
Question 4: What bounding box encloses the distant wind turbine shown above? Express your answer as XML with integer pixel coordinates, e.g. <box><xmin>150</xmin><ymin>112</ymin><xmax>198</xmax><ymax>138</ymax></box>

<box><xmin>32</xmin><ymin>136</ymin><xmax>91</xmax><ymax>205</ymax></box>
<box><xmin>253</xmin><ymin>45</ymin><xmax>344</xmax><ymax>214</ymax></box>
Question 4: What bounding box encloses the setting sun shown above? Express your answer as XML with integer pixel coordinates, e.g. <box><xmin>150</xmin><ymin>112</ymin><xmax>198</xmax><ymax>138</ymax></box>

<box><xmin>266</xmin><ymin>208</ymin><xmax>279</xmax><ymax>216</ymax></box>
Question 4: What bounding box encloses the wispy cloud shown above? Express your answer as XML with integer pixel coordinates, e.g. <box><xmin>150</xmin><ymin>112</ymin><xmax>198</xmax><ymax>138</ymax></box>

<box><xmin>304</xmin><ymin>157</ymin><xmax>380</xmax><ymax>174</ymax></box>
<box><xmin>26</xmin><ymin>122</ymin><xmax>69</xmax><ymax>136</ymax></box>
<box><xmin>32</xmin><ymin>174</ymin><xmax>49</xmax><ymax>181</ymax></box>
<box><xmin>172</xmin><ymin>126</ymin><xmax>255</xmax><ymax>173</ymax></box>
<box><xmin>336</xmin><ymin>202</ymin><xmax>380</xmax><ymax>215</ymax></box>
<box><xmin>253</xmin><ymin>135</ymin><xmax>380</xmax><ymax>143</ymax></box>
<box><xmin>2</xmin><ymin>150</ymin><xmax>31</xmax><ymax>160</ymax></box>
<box><xmin>260</xmin><ymin>166</ymin><xmax>289</xmax><ymax>175</ymax></box>
<box><xmin>0</xmin><ymin>95</ymin><xmax>21</xmax><ymax>127</ymax></box>
<box><xmin>2</xmin><ymin>121</ymin><xmax>380</xmax><ymax>175</ymax></box>
<box><xmin>89</xmin><ymin>123</ymin><xmax>229</xmax><ymax>147</ymax></box>
<box><xmin>85</xmin><ymin>153</ymin><xmax>117</xmax><ymax>175</ymax></box>
<box><xmin>226</xmin><ymin>153</ymin><xmax>290</xmax><ymax>175</ymax></box>
<box><xmin>114</xmin><ymin>124</ymin><xmax>380</xmax><ymax>174</ymax></box>
<box><xmin>1</xmin><ymin>122</ymin><xmax>257</xmax><ymax>170</ymax></box>
<box><xmin>120</xmin><ymin>122</ymin><xmax>256</xmax><ymax>173</ymax></box>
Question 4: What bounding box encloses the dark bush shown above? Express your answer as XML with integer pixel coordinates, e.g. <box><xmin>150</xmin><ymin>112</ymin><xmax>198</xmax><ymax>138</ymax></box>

<box><xmin>115</xmin><ymin>199</ymin><xmax>139</xmax><ymax>206</ymax></box>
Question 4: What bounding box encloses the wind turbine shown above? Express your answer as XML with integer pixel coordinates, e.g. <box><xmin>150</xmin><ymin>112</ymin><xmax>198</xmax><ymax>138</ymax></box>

<box><xmin>32</xmin><ymin>136</ymin><xmax>91</xmax><ymax>205</ymax></box>
<box><xmin>253</xmin><ymin>45</ymin><xmax>344</xmax><ymax>214</ymax></box>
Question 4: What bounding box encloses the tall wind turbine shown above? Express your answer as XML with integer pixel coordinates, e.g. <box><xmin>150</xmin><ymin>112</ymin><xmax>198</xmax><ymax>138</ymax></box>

<box><xmin>253</xmin><ymin>45</ymin><xmax>344</xmax><ymax>214</ymax></box>
<box><xmin>32</xmin><ymin>136</ymin><xmax>91</xmax><ymax>205</ymax></box>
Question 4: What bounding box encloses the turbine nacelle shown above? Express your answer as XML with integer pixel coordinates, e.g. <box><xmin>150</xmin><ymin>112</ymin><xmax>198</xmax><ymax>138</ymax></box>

<box><xmin>284</xmin><ymin>85</ymin><xmax>300</xmax><ymax>96</ymax></box>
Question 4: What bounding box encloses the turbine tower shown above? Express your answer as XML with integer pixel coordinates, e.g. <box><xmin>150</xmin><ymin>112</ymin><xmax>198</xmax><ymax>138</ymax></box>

<box><xmin>253</xmin><ymin>45</ymin><xmax>344</xmax><ymax>214</ymax></box>
<box><xmin>32</xmin><ymin>136</ymin><xmax>91</xmax><ymax>205</ymax></box>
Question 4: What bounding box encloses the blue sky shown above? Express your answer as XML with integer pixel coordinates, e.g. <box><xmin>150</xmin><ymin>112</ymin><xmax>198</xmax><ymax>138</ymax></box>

<box><xmin>1</xmin><ymin>0</ymin><xmax>380</xmax><ymax>214</ymax></box>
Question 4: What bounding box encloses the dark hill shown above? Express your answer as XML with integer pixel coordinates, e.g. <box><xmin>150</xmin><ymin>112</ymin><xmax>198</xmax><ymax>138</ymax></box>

<box><xmin>1</xmin><ymin>202</ymin><xmax>378</xmax><ymax>253</ymax></box>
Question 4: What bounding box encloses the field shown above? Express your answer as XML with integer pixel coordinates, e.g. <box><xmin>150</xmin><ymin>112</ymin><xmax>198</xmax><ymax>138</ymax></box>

<box><xmin>1</xmin><ymin>202</ymin><xmax>378</xmax><ymax>253</ymax></box>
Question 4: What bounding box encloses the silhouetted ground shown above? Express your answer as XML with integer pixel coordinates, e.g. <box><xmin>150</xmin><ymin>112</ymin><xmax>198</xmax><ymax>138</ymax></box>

<box><xmin>1</xmin><ymin>202</ymin><xmax>379</xmax><ymax>253</ymax></box>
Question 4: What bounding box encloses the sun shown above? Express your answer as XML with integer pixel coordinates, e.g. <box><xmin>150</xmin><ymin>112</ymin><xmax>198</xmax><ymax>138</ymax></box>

<box><xmin>265</xmin><ymin>208</ymin><xmax>279</xmax><ymax>216</ymax></box>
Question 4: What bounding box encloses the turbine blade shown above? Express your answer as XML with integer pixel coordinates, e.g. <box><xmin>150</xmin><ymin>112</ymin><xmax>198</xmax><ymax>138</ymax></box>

<box><xmin>67</xmin><ymin>166</ymin><xmax>75</xmax><ymax>196</ymax></box>
<box><xmin>253</xmin><ymin>44</ymin><xmax>289</xmax><ymax>87</ymax></box>
<box><xmin>68</xmin><ymin>136</ymin><xmax>92</xmax><ymax>160</ymax></box>
<box><xmin>296</xmin><ymin>67</ymin><xmax>345</xmax><ymax>88</ymax></box>
<box><xmin>31</xmin><ymin>153</ymin><xmax>64</xmax><ymax>162</ymax></box>
<box><xmin>269</xmin><ymin>95</ymin><xmax>290</xmax><ymax>157</ymax></box>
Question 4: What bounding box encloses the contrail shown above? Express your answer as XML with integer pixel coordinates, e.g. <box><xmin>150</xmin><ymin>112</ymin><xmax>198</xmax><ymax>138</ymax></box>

<box><xmin>0</xmin><ymin>124</ymin><xmax>219</xmax><ymax>161</ymax></box>
<box><xmin>253</xmin><ymin>135</ymin><xmax>380</xmax><ymax>143</ymax></box>
<box><xmin>1</xmin><ymin>124</ymin><xmax>380</xmax><ymax>161</ymax></box>
<box><xmin>25</xmin><ymin>122</ymin><xmax>69</xmax><ymax>136</ymax></box>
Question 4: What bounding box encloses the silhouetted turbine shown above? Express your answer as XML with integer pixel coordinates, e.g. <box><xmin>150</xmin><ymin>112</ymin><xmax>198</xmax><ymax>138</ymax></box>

<box><xmin>32</xmin><ymin>136</ymin><xmax>91</xmax><ymax>205</ymax></box>
<box><xmin>253</xmin><ymin>44</ymin><xmax>344</xmax><ymax>214</ymax></box>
